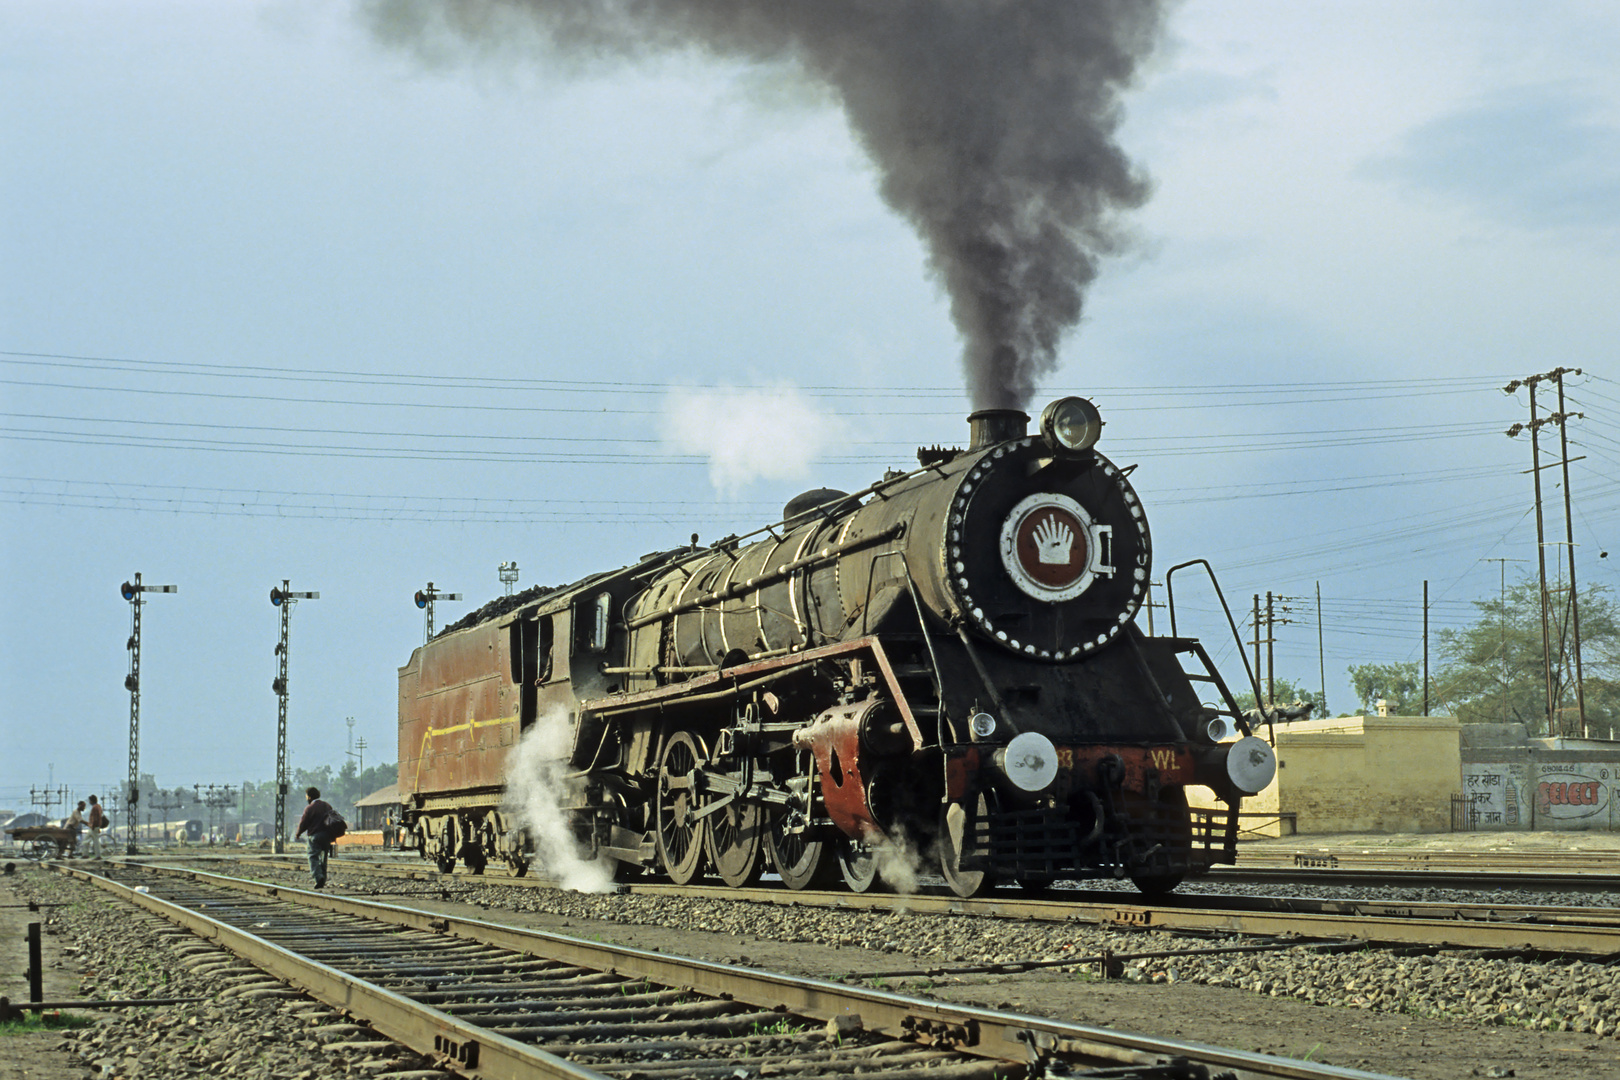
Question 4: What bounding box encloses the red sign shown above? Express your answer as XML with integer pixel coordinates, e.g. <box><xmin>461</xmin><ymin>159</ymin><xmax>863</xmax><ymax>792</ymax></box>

<box><xmin>1014</xmin><ymin>506</ymin><xmax>1087</xmax><ymax>589</ymax></box>
<box><xmin>1538</xmin><ymin>780</ymin><xmax>1603</xmax><ymax>809</ymax></box>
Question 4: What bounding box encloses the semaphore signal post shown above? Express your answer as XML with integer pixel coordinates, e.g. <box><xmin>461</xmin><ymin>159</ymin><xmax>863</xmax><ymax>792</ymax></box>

<box><xmin>121</xmin><ymin>573</ymin><xmax>176</xmax><ymax>855</ymax></box>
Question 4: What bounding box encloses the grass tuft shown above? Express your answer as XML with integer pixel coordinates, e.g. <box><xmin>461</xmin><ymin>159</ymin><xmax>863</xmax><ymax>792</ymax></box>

<box><xmin>0</xmin><ymin>1011</ymin><xmax>97</xmax><ymax>1036</ymax></box>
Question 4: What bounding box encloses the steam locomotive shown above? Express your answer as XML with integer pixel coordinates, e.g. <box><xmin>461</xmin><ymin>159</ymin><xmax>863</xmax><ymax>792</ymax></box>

<box><xmin>397</xmin><ymin>399</ymin><xmax>1274</xmax><ymax>895</ymax></box>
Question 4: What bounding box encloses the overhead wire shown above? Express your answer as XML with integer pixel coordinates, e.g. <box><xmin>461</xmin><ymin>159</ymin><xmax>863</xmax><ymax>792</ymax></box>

<box><xmin>0</xmin><ymin>349</ymin><xmax>1511</xmax><ymax>403</ymax></box>
<box><xmin>7</xmin><ymin>347</ymin><xmax>1611</xmax><ymax>682</ymax></box>
<box><xmin>0</xmin><ymin>373</ymin><xmax>1516</xmax><ymax>446</ymax></box>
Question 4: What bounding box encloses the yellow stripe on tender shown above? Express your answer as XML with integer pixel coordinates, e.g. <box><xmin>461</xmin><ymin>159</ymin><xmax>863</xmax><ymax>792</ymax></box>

<box><xmin>410</xmin><ymin>713</ymin><xmax>519</xmax><ymax>789</ymax></box>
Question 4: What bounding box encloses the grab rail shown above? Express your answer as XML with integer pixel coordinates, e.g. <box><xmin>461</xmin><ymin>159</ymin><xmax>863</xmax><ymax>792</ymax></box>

<box><xmin>1165</xmin><ymin>558</ymin><xmax>1272</xmax><ymax>745</ymax></box>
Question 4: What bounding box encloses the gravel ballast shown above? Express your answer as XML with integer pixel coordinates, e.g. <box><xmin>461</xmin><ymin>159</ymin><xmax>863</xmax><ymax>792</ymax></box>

<box><xmin>7</xmin><ymin>857</ymin><xmax>1620</xmax><ymax>1080</ymax></box>
<box><xmin>238</xmin><ymin>858</ymin><xmax>1620</xmax><ymax>1040</ymax></box>
<box><xmin>5</xmin><ymin>865</ymin><xmax>455</xmax><ymax>1079</ymax></box>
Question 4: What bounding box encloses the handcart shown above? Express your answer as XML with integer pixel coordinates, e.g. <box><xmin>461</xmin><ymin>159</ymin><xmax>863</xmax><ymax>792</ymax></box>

<box><xmin>5</xmin><ymin>825</ymin><xmax>79</xmax><ymax>860</ymax></box>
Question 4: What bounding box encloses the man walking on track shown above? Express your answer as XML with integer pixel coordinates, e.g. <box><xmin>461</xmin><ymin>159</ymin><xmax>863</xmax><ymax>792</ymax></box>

<box><xmin>294</xmin><ymin>786</ymin><xmax>346</xmax><ymax>888</ymax></box>
<box><xmin>85</xmin><ymin>795</ymin><xmax>108</xmax><ymax>858</ymax></box>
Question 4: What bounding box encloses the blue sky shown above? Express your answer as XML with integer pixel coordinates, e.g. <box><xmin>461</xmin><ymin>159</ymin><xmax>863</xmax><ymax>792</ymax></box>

<box><xmin>3</xmin><ymin>1</ymin><xmax>1617</xmax><ymax>813</ymax></box>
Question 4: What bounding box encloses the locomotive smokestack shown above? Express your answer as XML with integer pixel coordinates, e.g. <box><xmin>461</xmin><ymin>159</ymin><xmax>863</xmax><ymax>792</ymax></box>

<box><xmin>968</xmin><ymin>409</ymin><xmax>1029</xmax><ymax>451</ymax></box>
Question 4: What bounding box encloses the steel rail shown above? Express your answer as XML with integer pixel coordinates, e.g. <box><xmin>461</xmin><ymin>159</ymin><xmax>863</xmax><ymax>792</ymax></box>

<box><xmin>219</xmin><ymin>849</ymin><xmax>1620</xmax><ymax>895</ymax></box>
<box><xmin>204</xmin><ymin>847</ymin><xmax>1620</xmax><ymax>883</ymax></box>
<box><xmin>620</xmin><ymin>884</ymin><xmax>1620</xmax><ymax>955</ymax></box>
<box><xmin>73</xmin><ymin>861</ymin><xmax>1404</xmax><ymax>1080</ymax></box>
<box><xmin>1234</xmin><ymin>848</ymin><xmax>1620</xmax><ymax>873</ymax></box>
<box><xmin>174</xmin><ymin>855</ymin><xmax>1620</xmax><ymax>955</ymax></box>
<box><xmin>191</xmin><ymin>851</ymin><xmax>1620</xmax><ymax>908</ymax></box>
<box><xmin>1207</xmin><ymin>865</ymin><xmax>1620</xmax><ymax>893</ymax></box>
<box><xmin>55</xmin><ymin>863</ymin><xmax>609</xmax><ymax>1080</ymax></box>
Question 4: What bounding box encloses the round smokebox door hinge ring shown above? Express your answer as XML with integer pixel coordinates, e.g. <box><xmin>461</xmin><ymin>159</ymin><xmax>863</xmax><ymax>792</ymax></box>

<box><xmin>998</xmin><ymin>493</ymin><xmax>1113</xmax><ymax>603</ymax></box>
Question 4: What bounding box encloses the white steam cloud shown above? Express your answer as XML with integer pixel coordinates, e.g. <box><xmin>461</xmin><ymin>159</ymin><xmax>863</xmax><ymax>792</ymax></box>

<box><xmin>661</xmin><ymin>384</ymin><xmax>845</xmax><ymax>495</ymax></box>
<box><xmin>869</xmin><ymin>827</ymin><xmax>924</xmax><ymax>895</ymax></box>
<box><xmin>502</xmin><ymin>709</ymin><xmax>615</xmax><ymax>893</ymax></box>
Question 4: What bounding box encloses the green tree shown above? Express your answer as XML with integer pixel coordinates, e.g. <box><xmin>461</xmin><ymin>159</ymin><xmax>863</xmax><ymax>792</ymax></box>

<box><xmin>1346</xmin><ymin>661</ymin><xmax>1423</xmax><ymax>716</ymax></box>
<box><xmin>1432</xmin><ymin>580</ymin><xmax>1619</xmax><ymax>738</ymax></box>
<box><xmin>335</xmin><ymin>758</ymin><xmax>361</xmax><ymax>808</ymax></box>
<box><xmin>292</xmin><ymin>764</ymin><xmax>334</xmax><ymax>794</ymax></box>
<box><xmin>356</xmin><ymin>761</ymin><xmax>396</xmax><ymax>797</ymax></box>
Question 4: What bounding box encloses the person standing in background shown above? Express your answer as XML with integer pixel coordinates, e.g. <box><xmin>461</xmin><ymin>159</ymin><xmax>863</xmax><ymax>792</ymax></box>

<box><xmin>85</xmin><ymin>795</ymin><xmax>108</xmax><ymax>858</ymax></box>
<box><xmin>67</xmin><ymin>800</ymin><xmax>86</xmax><ymax>855</ymax></box>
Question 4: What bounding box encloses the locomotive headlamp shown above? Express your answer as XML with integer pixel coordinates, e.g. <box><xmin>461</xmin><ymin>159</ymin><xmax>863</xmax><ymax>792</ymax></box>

<box><xmin>995</xmin><ymin>731</ymin><xmax>1059</xmax><ymax>793</ymax></box>
<box><xmin>1225</xmin><ymin>735</ymin><xmax>1277</xmax><ymax>795</ymax></box>
<box><xmin>1039</xmin><ymin>396</ymin><xmax>1103</xmax><ymax>454</ymax></box>
<box><xmin>969</xmin><ymin>712</ymin><xmax>998</xmax><ymax>739</ymax></box>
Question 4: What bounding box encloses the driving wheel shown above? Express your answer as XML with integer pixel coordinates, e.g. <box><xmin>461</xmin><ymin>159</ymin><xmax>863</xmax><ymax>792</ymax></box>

<box><xmin>836</xmin><ymin>834</ymin><xmax>888</xmax><ymax>893</ymax></box>
<box><xmin>655</xmin><ymin>730</ymin><xmax>708</xmax><ymax>884</ymax></box>
<box><xmin>705</xmin><ymin>792</ymin><xmax>764</xmax><ymax>888</ymax></box>
<box><xmin>765</xmin><ymin>809</ymin><xmax>837</xmax><ymax>890</ymax></box>
<box><xmin>939</xmin><ymin>797</ymin><xmax>996</xmax><ymax>898</ymax></box>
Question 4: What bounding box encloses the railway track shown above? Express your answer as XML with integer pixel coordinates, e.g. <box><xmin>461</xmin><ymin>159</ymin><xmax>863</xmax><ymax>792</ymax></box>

<box><xmin>1205</xmin><ymin>865</ymin><xmax>1620</xmax><ymax>893</ymax></box>
<box><xmin>191</xmin><ymin>855</ymin><xmax>1620</xmax><ymax>959</ymax></box>
<box><xmin>1209</xmin><ymin>847</ymin><xmax>1620</xmax><ymax>893</ymax></box>
<box><xmin>59</xmin><ymin>860</ymin><xmax>1401</xmax><ymax>1080</ymax></box>
<box><xmin>1234</xmin><ymin>848</ymin><xmax>1620</xmax><ymax>874</ymax></box>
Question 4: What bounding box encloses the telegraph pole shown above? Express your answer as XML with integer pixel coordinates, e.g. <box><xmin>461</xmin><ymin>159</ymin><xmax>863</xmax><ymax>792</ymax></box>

<box><xmin>1252</xmin><ymin>594</ymin><xmax>1261</xmax><ymax>698</ymax></box>
<box><xmin>1505</xmin><ymin>368</ymin><xmax>1585</xmax><ymax>736</ymax></box>
<box><xmin>414</xmin><ymin>582</ymin><xmax>463</xmax><ymax>643</ymax></box>
<box><xmin>151</xmin><ymin>788</ymin><xmax>187</xmax><ymax>844</ymax></box>
<box><xmin>1422</xmin><ymin>580</ymin><xmax>1429</xmax><ymax>717</ymax></box>
<box><xmin>1554</xmin><ymin>373</ymin><xmax>1588</xmax><ymax>736</ymax></box>
<box><xmin>270</xmin><ymin>581</ymin><xmax>318</xmax><ymax>854</ymax></box>
<box><xmin>121</xmin><ymin>574</ymin><xmax>176</xmax><ymax>854</ymax></box>
<box><xmin>1251</xmin><ymin>591</ymin><xmax>1297</xmax><ymax>707</ymax></box>
<box><xmin>1142</xmin><ymin>580</ymin><xmax>1167</xmax><ymax>637</ymax></box>
<box><xmin>1529</xmin><ymin>385</ymin><xmax>1553</xmax><ymax>733</ymax></box>
<box><xmin>195</xmin><ymin>784</ymin><xmax>236</xmax><ymax>843</ymax></box>
<box><xmin>1315</xmin><ymin>581</ymin><xmax>1327</xmax><ymax>718</ymax></box>
<box><xmin>1266</xmin><ymin>592</ymin><xmax>1276</xmax><ymax>705</ymax></box>
<box><xmin>30</xmin><ymin>785</ymin><xmax>67</xmax><ymax>817</ymax></box>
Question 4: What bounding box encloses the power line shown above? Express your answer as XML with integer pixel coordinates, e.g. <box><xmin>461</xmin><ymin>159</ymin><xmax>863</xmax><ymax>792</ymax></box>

<box><xmin>0</xmin><ymin>348</ymin><xmax>1513</xmax><ymax>400</ymax></box>
<box><xmin>0</xmin><ymin>416</ymin><xmax>1513</xmax><ymax>461</ymax></box>
<box><xmin>0</xmin><ymin>475</ymin><xmax>780</xmax><ymax>509</ymax></box>
<box><xmin>7</xmin><ymin>410</ymin><xmax>1518</xmax><ymax>457</ymax></box>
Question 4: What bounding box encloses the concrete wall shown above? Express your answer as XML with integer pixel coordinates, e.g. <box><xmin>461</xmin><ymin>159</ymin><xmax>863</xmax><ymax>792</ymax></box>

<box><xmin>1276</xmin><ymin>716</ymin><xmax>1462</xmax><ymax>833</ymax></box>
<box><xmin>1188</xmin><ymin>715</ymin><xmax>1462</xmax><ymax>835</ymax></box>
<box><xmin>1460</xmin><ymin>726</ymin><xmax>1620</xmax><ymax>831</ymax></box>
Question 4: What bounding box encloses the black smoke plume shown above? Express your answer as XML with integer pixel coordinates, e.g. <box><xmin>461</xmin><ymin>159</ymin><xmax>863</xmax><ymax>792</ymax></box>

<box><xmin>363</xmin><ymin>0</ymin><xmax>1168</xmax><ymax>410</ymax></box>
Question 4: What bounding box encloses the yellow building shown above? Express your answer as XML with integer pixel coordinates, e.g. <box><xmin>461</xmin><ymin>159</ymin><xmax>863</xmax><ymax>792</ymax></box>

<box><xmin>1190</xmin><ymin>714</ymin><xmax>1462</xmax><ymax>836</ymax></box>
